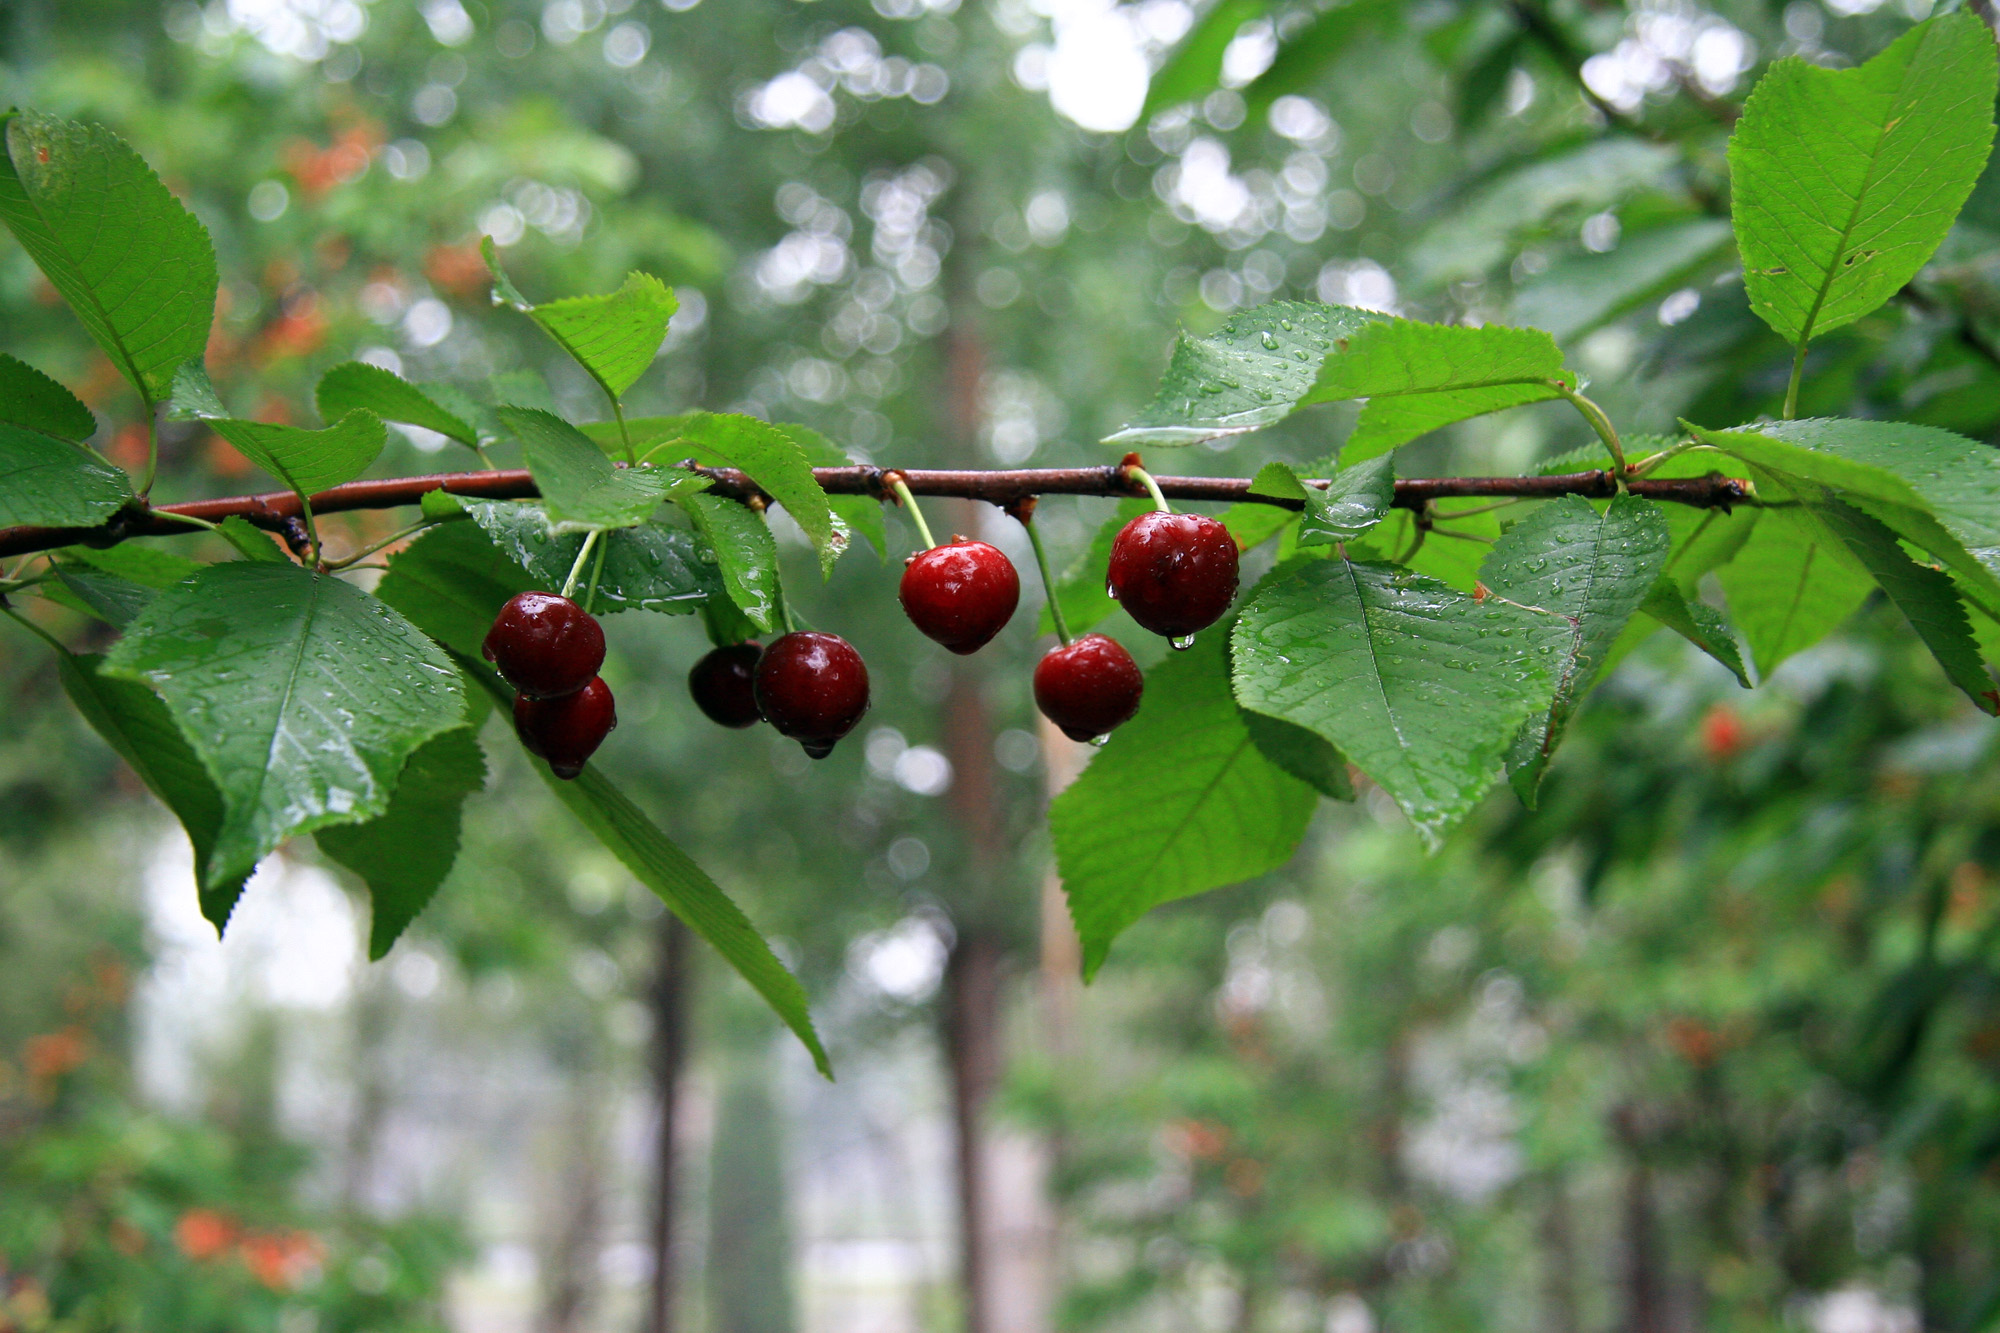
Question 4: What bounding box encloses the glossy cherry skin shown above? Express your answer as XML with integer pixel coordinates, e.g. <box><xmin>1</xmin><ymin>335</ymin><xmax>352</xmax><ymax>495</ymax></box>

<box><xmin>688</xmin><ymin>642</ymin><xmax>764</xmax><ymax>729</ymax></box>
<box><xmin>483</xmin><ymin>592</ymin><xmax>605</xmax><ymax>699</ymax></box>
<box><xmin>754</xmin><ymin>632</ymin><xmax>871</xmax><ymax>759</ymax></box>
<box><xmin>899</xmin><ymin>539</ymin><xmax>1021</xmax><ymax>655</ymax></box>
<box><xmin>1034</xmin><ymin>633</ymin><xmax>1144</xmax><ymax>742</ymax></box>
<box><xmin>514</xmin><ymin>676</ymin><xmax>617</xmax><ymax>779</ymax></box>
<box><xmin>1106</xmin><ymin>511</ymin><xmax>1240</xmax><ymax>639</ymax></box>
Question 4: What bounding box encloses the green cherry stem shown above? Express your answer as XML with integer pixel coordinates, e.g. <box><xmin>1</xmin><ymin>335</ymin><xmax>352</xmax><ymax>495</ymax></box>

<box><xmin>1125</xmin><ymin>461</ymin><xmax>1173</xmax><ymax>513</ymax></box>
<box><xmin>887</xmin><ymin>475</ymin><xmax>937</xmax><ymax>550</ymax></box>
<box><xmin>1018</xmin><ymin>506</ymin><xmax>1072</xmax><ymax>646</ymax></box>
<box><xmin>1546</xmin><ymin>380</ymin><xmax>1628</xmax><ymax>488</ymax></box>
<box><xmin>561</xmin><ymin>529</ymin><xmax>603</xmax><ymax>600</ymax></box>
<box><xmin>584</xmin><ymin>525</ymin><xmax>608</xmax><ymax>614</ymax></box>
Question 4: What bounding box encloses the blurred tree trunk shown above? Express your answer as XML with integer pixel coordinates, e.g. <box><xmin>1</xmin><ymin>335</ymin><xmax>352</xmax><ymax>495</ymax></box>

<box><xmin>1539</xmin><ymin>1173</ymin><xmax>1581</xmax><ymax>1333</ymax></box>
<box><xmin>1615</xmin><ymin>1108</ymin><xmax>1668</xmax><ymax>1333</ymax></box>
<box><xmin>943</xmin><ymin>927</ymin><xmax>1006</xmax><ymax>1333</ymax></box>
<box><xmin>707</xmin><ymin>1045</ymin><xmax>798</xmax><ymax>1333</ymax></box>
<box><xmin>645</xmin><ymin>914</ymin><xmax>693</xmax><ymax>1333</ymax></box>
<box><xmin>539</xmin><ymin>1078</ymin><xmax>609</xmax><ymax>1333</ymax></box>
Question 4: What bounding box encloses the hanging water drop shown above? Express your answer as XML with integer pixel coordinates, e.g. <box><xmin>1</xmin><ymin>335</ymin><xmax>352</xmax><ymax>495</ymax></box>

<box><xmin>1088</xmin><ymin>733</ymin><xmax>1110</xmax><ymax>748</ymax></box>
<box><xmin>1169</xmin><ymin>634</ymin><xmax>1196</xmax><ymax>651</ymax></box>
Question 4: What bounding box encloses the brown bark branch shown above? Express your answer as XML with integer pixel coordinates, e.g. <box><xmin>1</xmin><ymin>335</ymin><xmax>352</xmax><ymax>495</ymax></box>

<box><xmin>0</xmin><ymin>465</ymin><xmax>1753</xmax><ymax>560</ymax></box>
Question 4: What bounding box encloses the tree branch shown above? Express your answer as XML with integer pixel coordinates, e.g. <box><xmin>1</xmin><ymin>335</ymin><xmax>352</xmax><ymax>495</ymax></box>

<box><xmin>0</xmin><ymin>465</ymin><xmax>1753</xmax><ymax>559</ymax></box>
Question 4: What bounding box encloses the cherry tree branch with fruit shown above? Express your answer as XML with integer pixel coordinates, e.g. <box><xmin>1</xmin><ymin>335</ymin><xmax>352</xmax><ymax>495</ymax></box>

<box><xmin>1</xmin><ymin>14</ymin><xmax>1995</xmax><ymax>1073</ymax></box>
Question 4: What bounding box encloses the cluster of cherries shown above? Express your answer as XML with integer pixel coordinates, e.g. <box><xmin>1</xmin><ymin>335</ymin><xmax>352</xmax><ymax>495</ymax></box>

<box><xmin>484</xmin><ymin>490</ymin><xmax>1242</xmax><ymax>779</ymax></box>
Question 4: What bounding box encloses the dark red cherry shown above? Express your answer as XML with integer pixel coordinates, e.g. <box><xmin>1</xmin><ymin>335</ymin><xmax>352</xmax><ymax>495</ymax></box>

<box><xmin>483</xmin><ymin>591</ymin><xmax>605</xmax><ymax>699</ymax></box>
<box><xmin>514</xmin><ymin>676</ymin><xmax>617</xmax><ymax>779</ymax></box>
<box><xmin>1106</xmin><ymin>511</ymin><xmax>1239</xmax><ymax>639</ymax></box>
<box><xmin>689</xmin><ymin>642</ymin><xmax>763</xmax><ymax>729</ymax></box>
<box><xmin>754</xmin><ymin>631</ymin><xmax>870</xmax><ymax>759</ymax></box>
<box><xmin>899</xmin><ymin>538</ymin><xmax>1021</xmax><ymax>655</ymax></box>
<box><xmin>1034</xmin><ymin>633</ymin><xmax>1144</xmax><ymax>742</ymax></box>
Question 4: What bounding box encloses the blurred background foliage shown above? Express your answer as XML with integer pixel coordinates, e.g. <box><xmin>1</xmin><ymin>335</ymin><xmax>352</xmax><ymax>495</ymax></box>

<box><xmin>3</xmin><ymin>0</ymin><xmax>2000</xmax><ymax>1329</ymax></box>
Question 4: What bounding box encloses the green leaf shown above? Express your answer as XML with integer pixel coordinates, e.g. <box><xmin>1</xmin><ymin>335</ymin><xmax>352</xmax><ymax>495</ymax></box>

<box><xmin>1307</xmin><ymin>456</ymin><xmax>1395</xmax><ymax>544</ymax></box>
<box><xmin>317</xmin><ymin>727</ymin><xmax>488</xmax><ymax>960</ymax></box>
<box><xmin>0</xmin><ymin>423</ymin><xmax>131</xmax><ymax>528</ymax></box>
<box><xmin>1479</xmin><ymin>495</ymin><xmax>1671</xmax><ymax>802</ymax></box>
<box><xmin>1511</xmin><ymin>218</ymin><xmax>1734</xmax><ymax>343</ymax></box>
<box><xmin>217</xmin><ymin>515</ymin><xmax>289</xmax><ymax>563</ymax></box>
<box><xmin>49</xmin><ymin>564</ymin><xmax>156</xmax><ymax>627</ymax></box>
<box><xmin>104</xmin><ymin>562</ymin><xmax>465</xmax><ymax>891</ymax></box>
<box><xmin>448</xmin><ymin>498</ymin><xmax>711</xmax><ymax>615</ymax></box>
<box><xmin>464</xmin><ymin>661</ymin><xmax>831</xmax><ymax>1075</ymax></box>
<box><xmin>612</xmin><ymin>414</ymin><xmax>845</xmax><ymax>577</ymax></box>
<box><xmin>316</xmin><ymin>362</ymin><xmax>478</xmax><ymax>448</ymax></box>
<box><xmin>1239</xmin><ymin>708</ymin><xmax>1354</xmax><ymax>801</ymax></box>
<box><xmin>681</xmin><ymin>492</ymin><xmax>781</xmax><ymax>632</ymax></box>
<box><xmin>63</xmin><ymin>542</ymin><xmax>203</xmax><ymax>588</ymax></box>
<box><xmin>1215</xmin><ymin>501</ymin><xmax>1297</xmax><ymax>555</ymax></box>
<box><xmin>1689</xmin><ymin>418</ymin><xmax>2000</xmax><ymax>620</ymax></box>
<box><xmin>0</xmin><ymin>352</ymin><xmax>95</xmax><ymax>440</ymax></box>
<box><xmin>1715</xmin><ymin>504</ymin><xmax>1873</xmax><ymax>677</ymax></box>
<box><xmin>779</xmin><ymin>420</ymin><xmax>881</xmax><ymax>562</ymax></box>
<box><xmin>483</xmin><ymin>237</ymin><xmax>675</xmax><ymax>402</ymax></box>
<box><xmin>374</xmin><ymin>520</ymin><xmax>534</xmax><ymax>660</ymax></box>
<box><xmin>1142</xmin><ymin>0</ymin><xmax>1269</xmax><ymax>118</ymax></box>
<box><xmin>1638</xmin><ymin>577</ymin><xmax>1751</xmax><ymax>687</ymax></box>
<box><xmin>1812</xmin><ymin>498</ymin><xmax>1999</xmax><ymax>715</ymax></box>
<box><xmin>552</xmin><ymin>763</ymin><xmax>830</xmax><ymax>1076</ymax></box>
<box><xmin>1730</xmin><ymin>11</ymin><xmax>1998</xmax><ymax>346</ymax></box>
<box><xmin>166</xmin><ymin>361</ymin><xmax>227</xmax><ymax>422</ymax></box>
<box><xmin>1231</xmin><ymin>558</ymin><xmax>1552</xmax><ymax>848</ymax></box>
<box><xmin>210</xmin><ymin>411</ymin><xmax>386</xmax><ymax>499</ymax></box>
<box><xmin>47</xmin><ymin>542</ymin><xmax>203</xmax><ymax>627</ymax></box>
<box><xmin>1038</xmin><ymin>498</ymin><xmax>1152</xmax><ymax>638</ymax></box>
<box><xmin>57</xmin><ymin>651</ymin><xmax>245</xmax><ymax>931</ymax></box>
<box><xmin>1106</xmin><ymin>301</ymin><xmax>1383</xmax><ymax>446</ymax></box>
<box><xmin>1051</xmin><ymin>633</ymin><xmax>1317</xmax><ymax>979</ymax></box>
<box><xmin>0</xmin><ymin>110</ymin><xmax>217</xmax><ymax>407</ymax></box>
<box><xmin>501</xmin><ymin>406</ymin><xmax>667</xmax><ymax>531</ymax></box>
<box><xmin>1307</xmin><ymin>319</ymin><xmax>1567</xmax><ymax>464</ymax></box>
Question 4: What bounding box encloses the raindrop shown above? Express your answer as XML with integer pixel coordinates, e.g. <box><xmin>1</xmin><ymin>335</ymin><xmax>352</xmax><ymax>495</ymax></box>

<box><xmin>1169</xmin><ymin>635</ymin><xmax>1196</xmax><ymax>651</ymax></box>
<box><xmin>1201</xmin><ymin>383</ymin><xmax>1226</xmax><ymax>395</ymax></box>
<box><xmin>1088</xmin><ymin>734</ymin><xmax>1110</xmax><ymax>748</ymax></box>
<box><xmin>1260</xmin><ymin>331</ymin><xmax>1280</xmax><ymax>350</ymax></box>
<box><xmin>1279</xmin><ymin>319</ymin><xmax>1294</xmax><ymax>332</ymax></box>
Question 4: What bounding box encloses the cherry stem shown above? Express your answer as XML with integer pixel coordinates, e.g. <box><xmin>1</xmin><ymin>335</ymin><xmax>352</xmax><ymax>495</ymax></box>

<box><xmin>887</xmin><ymin>476</ymin><xmax>938</xmax><ymax>550</ymax></box>
<box><xmin>561</xmin><ymin>530</ymin><xmax>602</xmax><ymax>600</ymax></box>
<box><xmin>584</xmin><ymin>527</ymin><xmax>608</xmax><ymax>614</ymax></box>
<box><xmin>1020</xmin><ymin>514</ymin><xmax>1072</xmax><ymax>646</ymax></box>
<box><xmin>1127</xmin><ymin>464</ymin><xmax>1172</xmax><ymax>513</ymax></box>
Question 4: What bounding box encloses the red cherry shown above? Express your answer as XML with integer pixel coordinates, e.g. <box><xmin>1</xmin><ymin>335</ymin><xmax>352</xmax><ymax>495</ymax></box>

<box><xmin>689</xmin><ymin>642</ymin><xmax>763</xmax><ymax>729</ymax></box>
<box><xmin>514</xmin><ymin>676</ymin><xmax>617</xmax><ymax>779</ymax></box>
<box><xmin>1106</xmin><ymin>511</ymin><xmax>1239</xmax><ymax>639</ymax></box>
<box><xmin>899</xmin><ymin>538</ymin><xmax>1021</xmax><ymax>655</ymax></box>
<box><xmin>1034</xmin><ymin>633</ymin><xmax>1144</xmax><ymax>742</ymax></box>
<box><xmin>483</xmin><ymin>592</ymin><xmax>605</xmax><ymax>699</ymax></box>
<box><xmin>754</xmin><ymin>631</ymin><xmax>870</xmax><ymax>759</ymax></box>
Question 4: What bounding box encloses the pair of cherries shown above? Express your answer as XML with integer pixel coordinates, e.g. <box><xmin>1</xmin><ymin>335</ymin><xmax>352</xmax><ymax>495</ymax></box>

<box><xmin>1037</xmin><ymin>509</ymin><xmax>1238</xmax><ymax>740</ymax></box>
<box><xmin>484</xmin><ymin>591</ymin><xmax>618</xmax><ymax>779</ymax></box>
<box><xmin>688</xmin><ymin>632</ymin><xmax>871</xmax><ymax>759</ymax></box>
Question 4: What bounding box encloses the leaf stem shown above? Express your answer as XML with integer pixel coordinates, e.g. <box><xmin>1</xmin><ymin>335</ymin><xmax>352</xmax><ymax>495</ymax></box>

<box><xmin>888</xmin><ymin>476</ymin><xmax>937</xmax><ymax>550</ymax></box>
<box><xmin>611</xmin><ymin>400</ymin><xmax>638</xmax><ymax>466</ymax></box>
<box><xmin>1546</xmin><ymin>382</ymin><xmax>1628</xmax><ymax>485</ymax></box>
<box><xmin>1629</xmin><ymin>439</ymin><xmax>1714</xmax><ymax>476</ymax></box>
<box><xmin>1783</xmin><ymin>342</ymin><xmax>1807</xmax><ymax>420</ymax></box>
<box><xmin>1020</xmin><ymin>513</ymin><xmax>1072</xmax><ymax>646</ymax></box>
<box><xmin>324</xmin><ymin>516</ymin><xmax>443</xmax><ymax>571</ymax></box>
<box><xmin>562</xmin><ymin>530</ymin><xmax>603</xmax><ymax>600</ymax></box>
<box><xmin>301</xmin><ymin>498</ymin><xmax>322</xmax><ymax>567</ymax></box>
<box><xmin>138</xmin><ymin>412</ymin><xmax>158</xmax><ymax>497</ymax></box>
<box><xmin>144</xmin><ymin>509</ymin><xmax>221</xmax><ymax>533</ymax></box>
<box><xmin>1127</xmin><ymin>465</ymin><xmax>1172</xmax><ymax>513</ymax></box>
